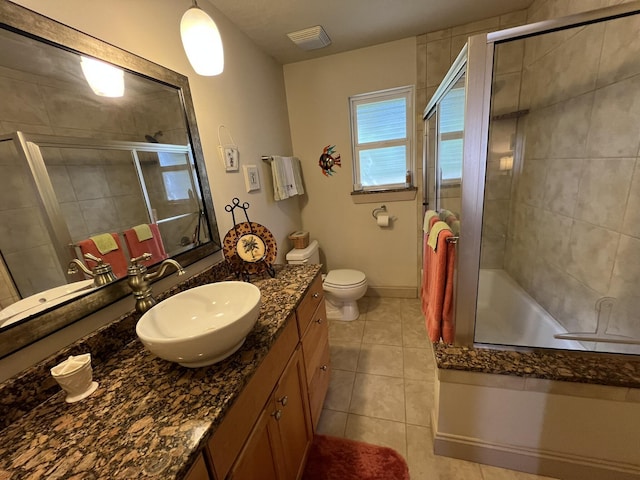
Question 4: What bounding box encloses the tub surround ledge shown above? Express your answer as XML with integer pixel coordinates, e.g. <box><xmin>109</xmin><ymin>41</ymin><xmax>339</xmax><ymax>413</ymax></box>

<box><xmin>433</xmin><ymin>343</ymin><xmax>640</xmax><ymax>389</ymax></box>
<box><xmin>0</xmin><ymin>262</ymin><xmax>321</xmax><ymax>480</ymax></box>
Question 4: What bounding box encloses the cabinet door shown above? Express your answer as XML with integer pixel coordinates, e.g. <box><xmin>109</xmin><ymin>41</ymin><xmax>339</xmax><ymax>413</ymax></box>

<box><xmin>272</xmin><ymin>346</ymin><xmax>313</xmax><ymax>480</ymax></box>
<box><xmin>227</xmin><ymin>407</ymin><xmax>281</xmax><ymax>480</ymax></box>
<box><xmin>184</xmin><ymin>453</ymin><xmax>210</xmax><ymax>480</ymax></box>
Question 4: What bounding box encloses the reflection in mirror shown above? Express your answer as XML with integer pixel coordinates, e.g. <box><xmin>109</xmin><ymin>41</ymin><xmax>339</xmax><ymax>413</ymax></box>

<box><xmin>0</xmin><ymin>0</ymin><xmax>221</xmax><ymax>357</ymax></box>
<box><xmin>434</xmin><ymin>74</ymin><xmax>465</xmax><ymax>216</ymax></box>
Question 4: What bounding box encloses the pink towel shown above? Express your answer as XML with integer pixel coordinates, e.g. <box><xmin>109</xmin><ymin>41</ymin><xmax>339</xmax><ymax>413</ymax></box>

<box><xmin>421</xmin><ymin>223</ymin><xmax>456</xmax><ymax>343</ymax></box>
<box><xmin>123</xmin><ymin>223</ymin><xmax>167</xmax><ymax>267</ymax></box>
<box><xmin>77</xmin><ymin>233</ymin><xmax>128</xmax><ymax>278</ymax></box>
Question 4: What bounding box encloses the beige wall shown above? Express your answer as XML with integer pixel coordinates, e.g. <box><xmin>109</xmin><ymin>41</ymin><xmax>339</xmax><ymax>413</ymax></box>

<box><xmin>13</xmin><ymin>0</ymin><xmax>300</xmax><ymax>264</ymax></box>
<box><xmin>283</xmin><ymin>38</ymin><xmax>418</xmax><ymax>294</ymax></box>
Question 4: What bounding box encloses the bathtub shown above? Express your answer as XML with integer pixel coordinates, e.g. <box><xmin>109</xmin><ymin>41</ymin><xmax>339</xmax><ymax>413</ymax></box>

<box><xmin>474</xmin><ymin>269</ymin><xmax>585</xmax><ymax>350</ymax></box>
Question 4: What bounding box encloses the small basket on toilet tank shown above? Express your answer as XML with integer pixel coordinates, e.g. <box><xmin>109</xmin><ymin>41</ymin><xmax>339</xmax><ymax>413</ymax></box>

<box><xmin>288</xmin><ymin>231</ymin><xmax>309</xmax><ymax>249</ymax></box>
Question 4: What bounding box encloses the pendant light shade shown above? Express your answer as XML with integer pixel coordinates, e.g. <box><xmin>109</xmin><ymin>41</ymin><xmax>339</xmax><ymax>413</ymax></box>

<box><xmin>180</xmin><ymin>4</ymin><xmax>224</xmax><ymax>76</ymax></box>
<box><xmin>80</xmin><ymin>56</ymin><xmax>124</xmax><ymax>97</ymax></box>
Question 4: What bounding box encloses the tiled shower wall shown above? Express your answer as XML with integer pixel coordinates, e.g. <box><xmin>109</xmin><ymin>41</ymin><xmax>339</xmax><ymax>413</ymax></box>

<box><xmin>417</xmin><ymin>0</ymin><xmax>640</xmax><ymax>351</ymax></box>
<box><xmin>506</xmin><ymin>1</ymin><xmax>640</xmax><ymax>349</ymax></box>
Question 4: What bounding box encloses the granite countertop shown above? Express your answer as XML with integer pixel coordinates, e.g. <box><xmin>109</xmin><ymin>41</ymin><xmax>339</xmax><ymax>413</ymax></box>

<box><xmin>433</xmin><ymin>343</ymin><xmax>640</xmax><ymax>389</ymax></box>
<box><xmin>0</xmin><ymin>263</ymin><xmax>321</xmax><ymax>480</ymax></box>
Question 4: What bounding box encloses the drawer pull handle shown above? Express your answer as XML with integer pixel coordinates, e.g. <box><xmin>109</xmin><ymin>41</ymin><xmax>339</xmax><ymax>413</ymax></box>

<box><xmin>278</xmin><ymin>395</ymin><xmax>288</xmax><ymax>406</ymax></box>
<box><xmin>312</xmin><ymin>292</ymin><xmax>319</xmax><ymax>298</ymax></box>
<box><xmin>315</xmin><ymin>318</ymin><xmax>323</xmax><ymax>324</ymax></box>
<box><xmin>272</xmin><ymin>409</ymin><xmax>282</xmax><ymax>420</ymax></box>
<box><xmin>320</xmin><ymin>365</ymin><xmax>328</xmax><ymax>371</ymax></box>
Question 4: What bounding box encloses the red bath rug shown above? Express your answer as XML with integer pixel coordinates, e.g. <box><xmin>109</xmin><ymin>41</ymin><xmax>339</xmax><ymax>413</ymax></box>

<box><xmin>302</xmin><ymin>434</ymin><xmax>410</xmax><ymax>480</ymax></box>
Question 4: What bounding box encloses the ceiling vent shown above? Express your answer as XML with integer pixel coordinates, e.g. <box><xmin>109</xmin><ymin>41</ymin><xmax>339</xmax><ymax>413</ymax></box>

<box><xmin>287</xmin><ymin>25</ymin><xmax>331</xmax><ymax>50</ymax></box>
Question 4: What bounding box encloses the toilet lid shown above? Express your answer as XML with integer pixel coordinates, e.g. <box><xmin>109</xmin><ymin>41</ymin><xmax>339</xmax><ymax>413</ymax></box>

<box><xmin>324</xmin><ymin>269</ymin><xmax>366</xmax><ymax>287</ymax></box>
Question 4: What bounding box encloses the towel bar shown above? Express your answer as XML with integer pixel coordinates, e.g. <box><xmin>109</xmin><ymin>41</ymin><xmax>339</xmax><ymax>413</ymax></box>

<box><xmin>445</xmin><ymin>236</ymin><xmax>459</xmax><ymax>244</ymax></box>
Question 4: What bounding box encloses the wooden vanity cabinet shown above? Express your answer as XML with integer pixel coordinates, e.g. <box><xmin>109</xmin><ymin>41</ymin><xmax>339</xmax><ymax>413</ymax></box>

<box><xmin>296</xmin><ymin>275</ymin><xmax>330</xmax><ymax>429</ymax></box>
<box><xmin>203</xmin><ymin>274</ymin><xmax>328</xmax><ymax>480</ymax></box>
<box><xmin>184</xmin><ymin>453</ymin><xmax>210</xmax><ymax>480</ymax></box>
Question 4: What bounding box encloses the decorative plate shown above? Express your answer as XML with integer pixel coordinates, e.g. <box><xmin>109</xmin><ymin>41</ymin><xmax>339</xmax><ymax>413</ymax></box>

<box><xmin>223</xmin><ymin>222</ymin><xmax>277</xmax><ymax>274</ymax></box>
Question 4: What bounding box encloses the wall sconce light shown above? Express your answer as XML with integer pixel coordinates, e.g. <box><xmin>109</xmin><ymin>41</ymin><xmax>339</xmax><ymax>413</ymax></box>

<box><xmin>180</xmin><ymin>0</ymin><xmax>224</xmax><ymax>76</ymax></box>
<box><xmin>499</xmin><ymin>155</ymin><xmax>514</xmax><ymax>171</ymax></box>
<box><xmin>80</xmin><ymin>56</ymin><xmax>124</xmax><ymax>97</ymax></box>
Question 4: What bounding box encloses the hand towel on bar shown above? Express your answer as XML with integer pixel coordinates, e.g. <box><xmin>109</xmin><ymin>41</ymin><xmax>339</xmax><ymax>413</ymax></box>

<box><xmin>423</xmin><ymin>210</ymin><xmax>439</xmax><ymax>233</ymax></box>
<box><xmin>90</xmin><ymin>233</ymin><xmax>118</xmax><ymax>254</ymax></box>
<box><xmin>424</xmin><ymin>225</ymin><xmax>456</xmax><ymax>343</ymax></box>
<box><xmin>271</xmin><ymin>156</ymin><xmax>288</xmax><ymax>200</ymax></box>
<box><xmin>123</xmin><ymin>224</ymin><xmax>167</xmax><ymax>267</ymax></box>
<box><xmin>78</xmin><ymin>234</ymin><xmax>128</xmax><ymax>278</ymax></box>
<box><xmin>132</xmin><ymin>224</ymin><xmax>153</xmax><ymax>242</ymax></box>
<box><xmin>427</xmin><ymin>221</ymin><xmax>451</xmax><ymax>251</ymax></box>
<box><xmin>271</xmin><ymin>156</ymin><xmax>304</xmax><ymax>201</ymax></box>
<box><xmin>291</xmin><ymin>157</ymin><xmax>305</xmax><ymax>196</ymax></box>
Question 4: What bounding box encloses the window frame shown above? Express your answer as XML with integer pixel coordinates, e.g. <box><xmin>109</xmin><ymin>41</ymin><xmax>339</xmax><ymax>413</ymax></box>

<box><xmin>349</xmin><ymin>85</ymin><xmax>414</xmax><ymax>192</ymax></box>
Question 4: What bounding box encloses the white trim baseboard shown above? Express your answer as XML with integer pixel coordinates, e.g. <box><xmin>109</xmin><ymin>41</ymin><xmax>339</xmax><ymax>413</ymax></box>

<box><xmin>365</xmin><ymin>286</ymin><xmax>417</xmax><ymax>298</ymax></box>
<box><xmin>432</xmin><ymin>428</ymin><xmax>640</xmax><ymax>480</ymax></box>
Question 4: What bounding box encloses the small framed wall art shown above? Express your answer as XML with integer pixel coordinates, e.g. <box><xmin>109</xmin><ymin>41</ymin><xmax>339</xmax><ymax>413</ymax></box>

<box><xmin>243</xmin><ymin>165</ymin><xmax>261</xmax><ymax>192</ymax></box>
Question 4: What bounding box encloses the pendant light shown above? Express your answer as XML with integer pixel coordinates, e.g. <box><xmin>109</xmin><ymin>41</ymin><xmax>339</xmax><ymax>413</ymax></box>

<box><xmin>80</xmin><ymin>56</ymin><xmax>124</xmax><ymax>97</ymax></box>
<box><xmin>180</xmin><ymin>0</ymin><xmax>224</xmax><ymax>76</ymax></box>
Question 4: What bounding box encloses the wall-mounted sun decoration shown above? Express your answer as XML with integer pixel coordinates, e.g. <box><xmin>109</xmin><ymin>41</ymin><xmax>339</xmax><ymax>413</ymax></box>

<box><xmin>318</xmin><ymin>145</ymin><xmax>341</xmax><ymax>176</ymax></box>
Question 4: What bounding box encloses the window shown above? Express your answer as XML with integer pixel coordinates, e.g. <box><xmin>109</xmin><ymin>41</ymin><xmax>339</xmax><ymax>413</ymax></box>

<box><xmin>158</xmin><ymin>152</ymin><xmax>196</xmax><ymax>201</ymax></box>
<box><xmin>350</xmin><ymin>86</ymin><xmax>414</xmax><ymax>191</ymax></box>
<box><xmin>437</xmin><ymin>80</ymin><xmax>465</xmax><ymax>183</ymax></box>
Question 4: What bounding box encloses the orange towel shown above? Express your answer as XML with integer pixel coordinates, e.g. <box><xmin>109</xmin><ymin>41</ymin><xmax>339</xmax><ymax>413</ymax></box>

<box><xmin>123</xmin><ymin>223</ymin><xmax>167</xmax><ymax>267</ymax></box>
<box><xmin>421</xmin><ymin>216</ymin><xmax>441</xmax><ymax>318</ymax></box>
<box><xmin>77</xmin><ymin>233</ymin><xmax>128</xmax><ymax>278</ymax></box>
<box><xmin>422</xmin><ymin>226</ymin><xmax>456</xmax><ymax>343</ymax></box>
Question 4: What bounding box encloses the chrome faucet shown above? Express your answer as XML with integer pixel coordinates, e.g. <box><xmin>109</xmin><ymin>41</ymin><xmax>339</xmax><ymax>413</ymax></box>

<box><xmin>67</xmin><ymin>253</ymin><xmax>117</xmax><ymax>287</ymax></box>
<box><xmin>127</xmin><ymin>253</ymin><xmax>186</xmax><ymax>314</ymax></box>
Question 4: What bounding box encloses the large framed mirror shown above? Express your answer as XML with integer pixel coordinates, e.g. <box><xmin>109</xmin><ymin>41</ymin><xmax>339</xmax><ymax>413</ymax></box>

<box><xmin>0</xmin><ymin>0</ymin><xmax>221</xmax><ymax>358</ymax></box>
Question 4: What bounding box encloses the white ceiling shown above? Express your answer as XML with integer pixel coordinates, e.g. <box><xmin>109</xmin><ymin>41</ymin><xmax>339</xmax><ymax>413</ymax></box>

<box><xmin>210</xmin><ymin>0</ymin><xmax>534</xmax><ymax>64</ymax></box>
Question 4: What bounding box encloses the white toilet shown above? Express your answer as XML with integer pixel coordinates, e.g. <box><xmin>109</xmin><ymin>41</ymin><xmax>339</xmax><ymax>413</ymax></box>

<box><xmin>286</xmin><ymin>240</ymin><xmax>367</xmax><ymax>321</ymax></box>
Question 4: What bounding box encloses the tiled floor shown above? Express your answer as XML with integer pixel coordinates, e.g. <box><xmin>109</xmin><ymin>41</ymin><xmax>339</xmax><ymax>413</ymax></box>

<box><xmin>316</xmin><ymin>296</ymin><xmax>556</xmax><ymax>480</ymax></box>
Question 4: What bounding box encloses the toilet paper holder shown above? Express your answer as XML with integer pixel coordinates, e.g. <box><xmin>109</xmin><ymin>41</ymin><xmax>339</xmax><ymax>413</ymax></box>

<box><xmin>372</xmin><ymin>205</ymin><xmax>387</xmax><ymax>220</ymax></box>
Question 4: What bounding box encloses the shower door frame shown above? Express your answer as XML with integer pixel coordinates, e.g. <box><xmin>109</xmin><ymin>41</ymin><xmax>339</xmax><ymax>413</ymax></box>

<box><xmin>450</xmin><ymin>0</ymin><xmax>640</xmax><ymax>348</ymax></box>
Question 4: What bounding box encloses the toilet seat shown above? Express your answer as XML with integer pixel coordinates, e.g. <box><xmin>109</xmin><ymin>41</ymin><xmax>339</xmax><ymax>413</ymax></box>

<box><xmin>324</xmin><ymin>269</ymin><xmax>366</xmax><ymax>289</ymax></box>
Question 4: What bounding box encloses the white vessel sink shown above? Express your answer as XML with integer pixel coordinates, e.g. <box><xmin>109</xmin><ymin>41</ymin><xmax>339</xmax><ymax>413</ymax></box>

<box><xmin>136</xmin><ymin>281</ymin><xmax>261</xmax><ymax>368</ymax></box>
<box><xmin>0</xmin><ymin>280</ymin><xmax>94</xmax><ymax>328</ymax></box>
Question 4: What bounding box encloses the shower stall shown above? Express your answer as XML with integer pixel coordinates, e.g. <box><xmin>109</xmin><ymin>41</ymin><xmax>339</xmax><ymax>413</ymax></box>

<box><xmin>424</xmin><ymin>2</ymin><xmax>640</xmax><ymax>355</ymax></box>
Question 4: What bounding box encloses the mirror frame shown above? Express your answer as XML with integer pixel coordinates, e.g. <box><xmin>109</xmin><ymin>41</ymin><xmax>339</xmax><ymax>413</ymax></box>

<box><xmin>0</xmin><ymin>0</ymin><xmax>221</xmax><ymax>358</ymax></box>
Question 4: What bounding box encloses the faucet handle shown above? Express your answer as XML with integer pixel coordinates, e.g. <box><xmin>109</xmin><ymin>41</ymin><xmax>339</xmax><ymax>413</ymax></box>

<box><xmin>130</xmin><ymin>253</ymin><xmax>153</xmax><ymax>265</ymax></box>
<box><xmin>83</xmin><ymin>252</ymin><xmax>103</xmax><ymax>265</ymax></box>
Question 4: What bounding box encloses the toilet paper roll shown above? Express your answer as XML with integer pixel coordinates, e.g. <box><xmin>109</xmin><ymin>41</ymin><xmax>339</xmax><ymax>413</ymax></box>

<box><xmin>376</xmin><ymin>213</ymin><xmax>390</xmax><ymax>227</ymax></box>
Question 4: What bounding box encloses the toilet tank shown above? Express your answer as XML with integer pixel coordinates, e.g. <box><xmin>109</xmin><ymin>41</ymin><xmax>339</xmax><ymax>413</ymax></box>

<box><xmin>286</xmin><ymin>239</ymin><xmax>320</xmax><ymax>264</ymax></box>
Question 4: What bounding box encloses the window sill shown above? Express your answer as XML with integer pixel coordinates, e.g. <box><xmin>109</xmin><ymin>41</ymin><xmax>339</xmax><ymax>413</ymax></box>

<box><xmin>350</xmin><ymin>187</ymin><xmax>417</xmax><ymax>204</ymax></box>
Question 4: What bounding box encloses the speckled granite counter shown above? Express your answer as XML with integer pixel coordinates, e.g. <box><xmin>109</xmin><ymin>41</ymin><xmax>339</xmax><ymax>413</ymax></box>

<box><xmin>0</xmin><ymin>263</ymin><xmax>321</xmax><ymax>480</ymax></box>
<box><xmin>433</xmin><ymin>343</ymin><xmax>640</xmax><ymax>389</ymax></box>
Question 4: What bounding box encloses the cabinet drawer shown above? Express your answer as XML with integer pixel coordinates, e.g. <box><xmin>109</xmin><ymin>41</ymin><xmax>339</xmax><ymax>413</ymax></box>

<box><xmin>301</xmin><ymin>301</ymin><xmax>328</xmax><ymax>384</ymax></box>
<box><xmin>295</xmin><ymin>274</ymin><xmax>324</xmax><ymax>337</ymax></box>
<box><xmin>308</xmin><ymin>342</ymin><xmax>330</xmax><ymax>429</ymax></box>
